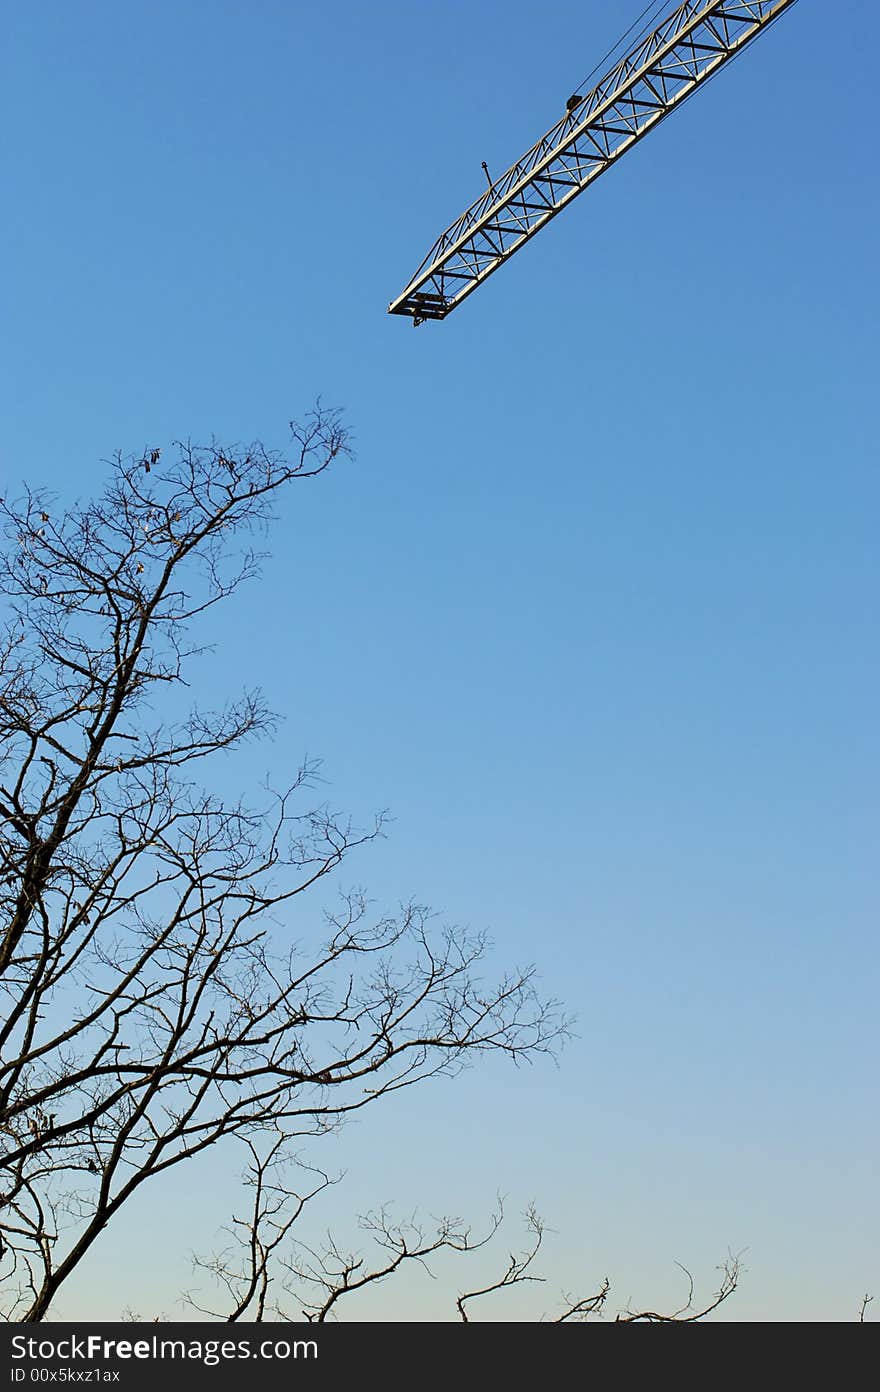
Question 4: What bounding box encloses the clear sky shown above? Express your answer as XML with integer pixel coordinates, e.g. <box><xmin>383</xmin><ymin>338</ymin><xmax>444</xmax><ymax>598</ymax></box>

<box><xmin>3</xmin><ymin>0</ymin><xmax>877</xmax><ymax>1321</ymax></box>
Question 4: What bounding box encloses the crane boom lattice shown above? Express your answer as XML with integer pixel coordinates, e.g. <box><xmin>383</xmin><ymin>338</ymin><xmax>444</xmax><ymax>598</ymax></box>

<box><xmin>388</xmin><ymin>0</ymin><xmax>798</xmax><ymax>324</ymax></box>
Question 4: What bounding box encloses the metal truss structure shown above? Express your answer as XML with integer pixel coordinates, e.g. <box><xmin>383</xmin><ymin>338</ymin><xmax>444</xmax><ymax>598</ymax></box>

<box><xmin>388</xmin><ymin>0</ymin><xmax>798</xmax><ymax>324</ymax></box>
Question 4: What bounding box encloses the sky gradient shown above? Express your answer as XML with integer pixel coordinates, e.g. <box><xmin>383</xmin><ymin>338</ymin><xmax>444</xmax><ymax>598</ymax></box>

<box><xmin>3</xmin><ymin>0</ymin><xmax>877</xmax><ymax>1320</ymax></box>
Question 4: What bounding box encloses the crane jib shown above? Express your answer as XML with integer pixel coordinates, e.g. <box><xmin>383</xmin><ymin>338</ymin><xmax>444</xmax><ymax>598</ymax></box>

<box><xmin>387</xmin><ymin>0</ymin><xmax>799</xmax><ymax>324</ymax></box>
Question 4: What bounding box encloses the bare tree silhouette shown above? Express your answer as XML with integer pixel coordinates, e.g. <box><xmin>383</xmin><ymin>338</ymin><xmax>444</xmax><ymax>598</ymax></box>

<box><xmin>0</xmin><ymin>409</ymin><xmax>564</xmax><ymax>1320</ymax></box>
<box><xmin>187</xmin><ymin>1160</ymin><xmax>743</xmax><ymax>1324</ymax></box>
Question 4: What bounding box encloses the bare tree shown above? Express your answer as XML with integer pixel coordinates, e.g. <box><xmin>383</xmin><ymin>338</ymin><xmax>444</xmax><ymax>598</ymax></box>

<box><xmin>0</xmin><ymin>410</ymin><xmax>565</xmax><ymax>1321</ymax></box>
<box><xmin>188</xmin><ymin>1170</ymin><xmax>742</xmax><ymax>1323</ymax></box>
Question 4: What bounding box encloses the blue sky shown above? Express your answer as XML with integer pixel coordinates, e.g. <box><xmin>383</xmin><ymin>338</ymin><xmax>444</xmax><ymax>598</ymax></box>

<box><xmin>3</xmin><ymin>0</ymin><xmax>877</xmax><ymax>1320</ymax></box>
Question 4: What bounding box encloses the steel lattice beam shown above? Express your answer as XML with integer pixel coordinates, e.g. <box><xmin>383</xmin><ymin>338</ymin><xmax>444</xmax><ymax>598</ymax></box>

<box><xmin>388</xmin><ymin>0</ymin><xmax>798</xmax><ymax>324</ymax></box>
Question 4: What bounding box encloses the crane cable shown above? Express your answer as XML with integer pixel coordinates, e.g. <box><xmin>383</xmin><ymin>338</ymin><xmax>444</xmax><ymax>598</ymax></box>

<box><xmin>572</xmin><ymin>0</ymin><xmax>674</xmax><ymax>97</ymax></box>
